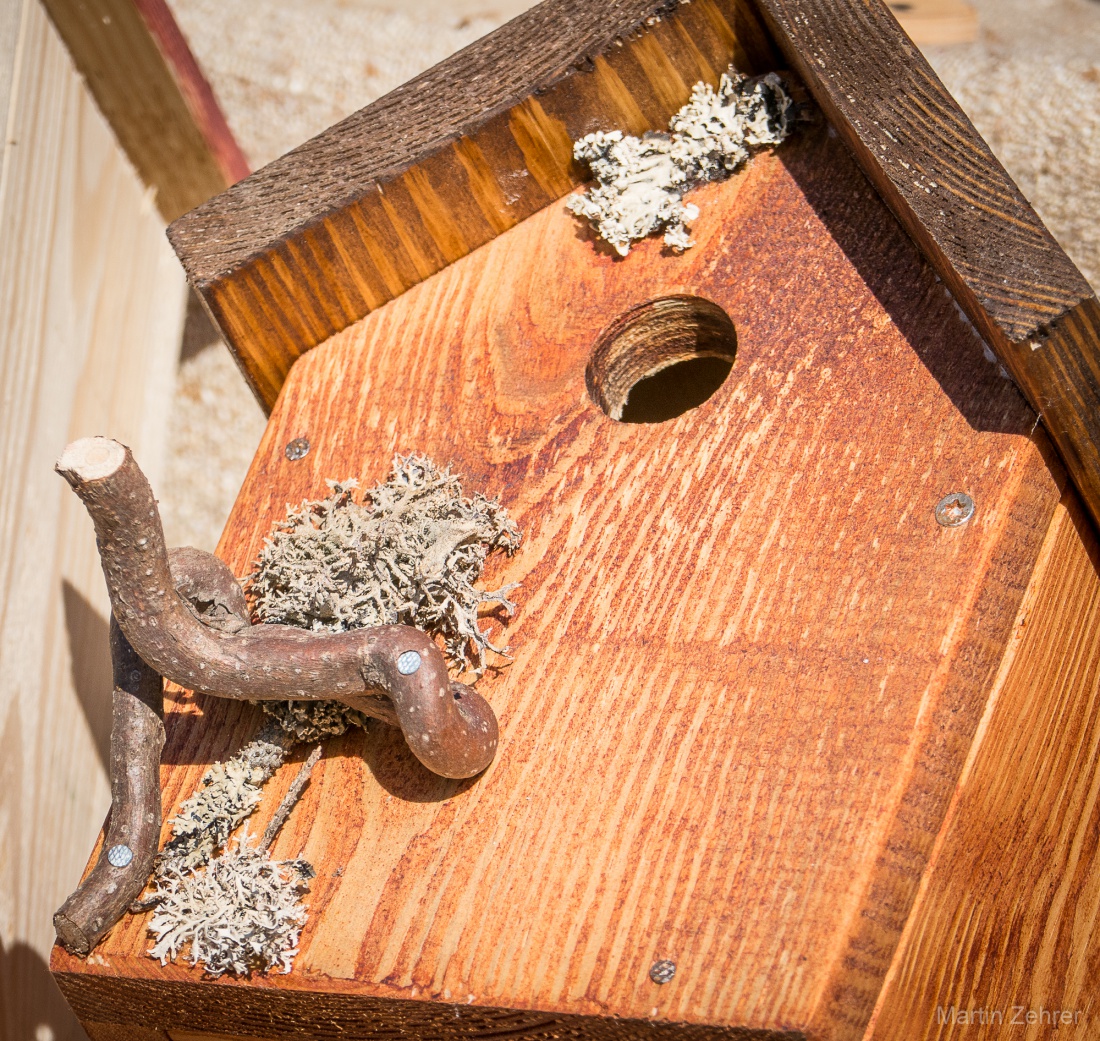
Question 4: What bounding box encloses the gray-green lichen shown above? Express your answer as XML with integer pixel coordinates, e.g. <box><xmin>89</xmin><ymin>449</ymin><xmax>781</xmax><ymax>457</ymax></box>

<box><xmin>147</xmin><ymin>827</ymin><xmax>310</xmax><ymax>977</ymax></box>
<box><xmin>248</xmin><ymin>454</ymin><xmax>520</xmax><ymax>740</ymax></box>
<box><xmin>567</xmin><ymin>69</ymin><xmax>794</xmax><ymax>255</ymax></box>
<box><xmin>145</xmin><ymin>725</ymin><xmax>312</xmax><ymax>976</ymax></box>
<box><xmin>145</xmin><ymin>454</ymin><xmax>520</xmax><ymax>975</ymax></box>
<box><xmin>156</xmin><ymin>721</ymin><xmax>291</xmax><ymax>873</ymax></box>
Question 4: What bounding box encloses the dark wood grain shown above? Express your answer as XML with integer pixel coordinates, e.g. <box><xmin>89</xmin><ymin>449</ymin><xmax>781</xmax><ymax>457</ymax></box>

<box><xmin>41</xmin><ymin>0</ymin><xmax>249</xmax><ymax>220</ymax></box>
<box><xmin>167</xmin><ymin>0</ymin><xmax>781</xmax><ymax>409</ymax></box>
<box><xmin>58</xmin><ymin>124</ymin><xmax>1065</xmax><ymax>1040</ymax></box>
<box><xmin>753</xmin><ymin>0</ymin><xmax>1100</xmax><ymax>535</ymax></box>
<box><xmin>56</xmin><ymin>974</ymin><xmax>802</xmax><ymax>1041</ymax></box>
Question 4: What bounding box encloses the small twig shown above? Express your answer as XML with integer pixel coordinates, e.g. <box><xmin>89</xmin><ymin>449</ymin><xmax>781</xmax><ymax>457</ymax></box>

<box><xmin>57</xmin><ymin>549</ymin><xmax>272</xmax><ymax>948</ymax></box>
<box><xmin>55</xmin><ymin>437</ymin><xmax>499</xmax><ymax>781</ymax></box>
<box><xmin>54</xmin><ymin>619</ymin><xmax>165</xmax><ymax>956</ymax></box>
<box><xmin>53</xmin><ymin>436</ymin><xmax>502</xmax><ymax>959</ymax></box>
<box><xmin>258</xmin><ymin>745</ymin><xmax>323</xmax><ymax>854</ymax></box>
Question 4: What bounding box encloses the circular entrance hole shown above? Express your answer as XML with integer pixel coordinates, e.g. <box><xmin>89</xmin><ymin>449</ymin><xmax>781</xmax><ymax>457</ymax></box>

<box><xmin>586</xmin><ymin>296</ymin><xmax>737</xmax><ymax>424</ymax></box>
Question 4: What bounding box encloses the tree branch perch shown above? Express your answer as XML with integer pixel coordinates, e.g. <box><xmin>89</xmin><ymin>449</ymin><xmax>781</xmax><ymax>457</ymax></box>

<box><xmin>55</xmin><ymin>437</ymin><xmax>499</xmax><ymax>781</ymax></box>
<box><xmin>52</xmin><ymin>436</ymin><xmax>501</xmax><ymax>957</ymax></box>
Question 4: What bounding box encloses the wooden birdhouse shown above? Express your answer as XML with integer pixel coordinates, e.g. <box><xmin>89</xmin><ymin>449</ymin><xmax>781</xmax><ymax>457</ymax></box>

<box><xmin>51</xmin><ymin>0</ymin><xmax>1100</xmax><ymax>1038</ymax></box>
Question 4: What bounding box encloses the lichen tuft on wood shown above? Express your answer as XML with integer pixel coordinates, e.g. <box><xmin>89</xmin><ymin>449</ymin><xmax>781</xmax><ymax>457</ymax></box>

<box><xmin>567</xmin><ymin>69</ymin><xmax>794</xmax><ymax>255</ymax></box>
<box><xmin>156</xmin><ymin>720</ymin><xmax>293</xmax><ymax>873</ymax></box>
<box><xmin>248</xmin><ymin>454</ymin><xmax>521</xmax><ymax>740</ymax></box>
<box><xmin>147</xmin><ymin>826</ymin><xmax>312</xmax><ymax>977</ymax></box>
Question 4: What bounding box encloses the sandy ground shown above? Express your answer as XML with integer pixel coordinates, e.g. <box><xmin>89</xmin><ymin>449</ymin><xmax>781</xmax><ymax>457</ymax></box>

<box><xmin>159</xmin><ymin>0</ymin><xmax>1100</xmax><ymax>552</ymax></box>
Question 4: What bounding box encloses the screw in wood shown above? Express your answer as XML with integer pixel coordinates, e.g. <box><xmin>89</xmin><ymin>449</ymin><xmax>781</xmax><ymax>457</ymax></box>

<box><xmin>106</xmin><ymin>844</ymin><xmax>134</xmax><ymax>868</ymax></box>
<box><xmin>285</xmin><ymin>436</ymin><xmax>311</xmax><ymax>461</ymax></box>
<box><xmin>649</xmin><ymin>959</ymin><xmax>676</xmax><ymax>984</ymax></box>
<box><xmin>397</xmin><ymin>650</ymin><xmax>422</xmax><ymax>675</ymax></box>
<box><xmin>934</xmin><ymin>492</ymin><xmax>975</xmax><ymax>527</ymax></box>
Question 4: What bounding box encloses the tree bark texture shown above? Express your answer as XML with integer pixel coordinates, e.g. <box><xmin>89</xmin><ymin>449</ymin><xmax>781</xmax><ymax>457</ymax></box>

<box><xmin>53</xmin><ymin>617</ymin><xmax>165</xmax><ymax>955</ymax></box>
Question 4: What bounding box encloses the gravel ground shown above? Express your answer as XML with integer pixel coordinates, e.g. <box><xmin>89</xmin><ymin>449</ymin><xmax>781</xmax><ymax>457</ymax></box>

<box><xmin>159</xmin><ymin>0</ymin><xmax>1100</xmax><ymax>552</ymax></box>
<box><xmin>927</xmin><ymin>0</ymin><xmax>1100</xmax><ymax>290</ymax></box>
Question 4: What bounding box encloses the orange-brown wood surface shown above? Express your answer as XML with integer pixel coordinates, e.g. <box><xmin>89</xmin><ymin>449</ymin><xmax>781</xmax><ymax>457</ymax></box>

<box><xmin>166</xmin><ymin>0</ymin><xmax>1100</xmax><ymax>557</ymax></box>
<box><xmin>867</xmin><ymin>490</ymin><xmax>1100</xmax><ymax>1040</ymax></box>
<box><xmin>56</xmin><ymin>124</ymin><xmax>1067</xmax><ymax>1039</ymax></box>
<box><xmin>754</xmin><ymin>0</ymin><xmax>1100</xmax><ymax>567</ymax></box>
<box><xmin>167</xmin><ymin>0</ymin><xmax>781</xmax><ymax>409</ymax></box>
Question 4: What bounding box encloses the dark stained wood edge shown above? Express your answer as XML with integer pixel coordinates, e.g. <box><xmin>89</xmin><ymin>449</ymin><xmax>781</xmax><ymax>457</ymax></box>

<box><xmin>752</xmin><ymin>0</ymin><xmax>1100</xmax><ymax>532</ymax></box>
<box><xmin>171</xmin><ymin>0</ymin><xmax>700</xmax><ymax>281</ymax></box>
<box><xmin>131</xmin><ymin>0</ymin><xmax>251</xmax><ymax>188</ymax></box>
<box><xmin>752</xmin><ymin>0</ymin><xmax>1093</xmax><ymax>342</ymax></box>
<box><xmin>42</xmin><ymin>0</ymin><xmax>249</xmax><ymax>221</ymax></box>
<box><xmin>166</xmin><ymin>0</ymin><xmax>783</xmax><ymax>409</ymax></box>
<box><xmin>52</xmin><ymin>970</ymin><xmax>804</xmax><ymax>1041</ymax></box>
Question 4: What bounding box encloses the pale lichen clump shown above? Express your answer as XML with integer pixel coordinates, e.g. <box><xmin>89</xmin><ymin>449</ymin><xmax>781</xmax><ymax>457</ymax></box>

<box><xmin>567</xmin><ymin>69</ymin><xmax>794</xmax><ymax>255</ymax></box>
<box><xmin>156</xmin><ymin>722</ymin><xmax>291</xmax><ymax>872</ymax></box>
<box><xmin>248</xmin><ymin>454</ymin><xmax>521</xmax><ymax>740</ymax></box>
<box><xmin>147</xmin><ymin>828</ymin><xmax>311</xmax><ymax>977</ymax></box>
<box><xmin>143</xmin><ymin>729</ymin><xmax>318</xmax><ymax>976</ymax></box>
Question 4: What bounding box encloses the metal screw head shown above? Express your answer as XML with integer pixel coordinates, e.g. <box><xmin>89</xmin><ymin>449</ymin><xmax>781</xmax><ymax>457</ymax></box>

<box><xmin>649</xmin><ymin>959</ymin><xmax>676</xmax><ymax>984</ymax></box>
<box><xmin>285</xmin><ymin>437</ymin><xmax>310</xmax><ymax>461</ymax></box>
<box><xmin>397</xmin><ymin>650</ymin><xmax>422</xmax><ymax>675</ymax></box>
<box><xmin>107</xmin><ymin>844</ymin><xmax>134</xmax><ymax>868</ymax></box>
<box><xmin>935</xmin><ymin>492</ymin><xmax>975</xmax><ymax>527</ymax></box>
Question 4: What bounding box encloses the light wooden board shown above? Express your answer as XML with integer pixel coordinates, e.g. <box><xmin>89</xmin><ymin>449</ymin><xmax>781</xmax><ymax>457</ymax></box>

<box><xmin>56</xmin><ymin>121</ymin><xmax>1064</xmax><ymax>1039</ymax></box>
<box><xmin>0</xmin><ymin>1</ymin><xmax>187</xmax><ymax>1037</ymax></box>
<box><xmin>40</xmin><ymin>0</ymin><xmax>249</xmax><ymax>220</ymax></box>
<box><xmin>868</xmin><ymin>489</ymin><xmax>1100</xmax><ymax>1039</ymax></box>
<box><xmin>887</xmin><ymin>0</ymin><xmax>977</xmax><ymax>47</ymax></box>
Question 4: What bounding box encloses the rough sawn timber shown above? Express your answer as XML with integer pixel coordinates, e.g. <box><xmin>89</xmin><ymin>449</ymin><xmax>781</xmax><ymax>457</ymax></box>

<box><xmin>55</xmin><ymin>118</ymin><xmax>1067</xmax><ymax>1041</ymax></box>
<box><xmin>0</xmin><ymin>0</ymin><xmax>187</xmax><ymax>1035</ymax></box>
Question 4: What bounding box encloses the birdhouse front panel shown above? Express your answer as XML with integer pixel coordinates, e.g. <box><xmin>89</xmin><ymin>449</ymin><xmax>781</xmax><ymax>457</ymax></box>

<box><xmin>53</xmin><ymin>114</ymin><xmax>1063</xmax><ymax>1041</ymax></box>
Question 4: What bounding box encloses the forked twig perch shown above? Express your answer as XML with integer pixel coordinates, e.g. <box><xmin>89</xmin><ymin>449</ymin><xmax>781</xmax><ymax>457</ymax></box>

<box><xmin>55</xmin><ymin>545</ymin><xmax>282</xmax><ymax>954</ymax></box>
<box><xmin>53</xmin><ymin>438</ymin><xmax>501</xmax><ymax>955</ymax></box>
<box><xmin>56</xmin><ymin>436</ymin><xmax>499</xmax><ymax>781</ymax></box>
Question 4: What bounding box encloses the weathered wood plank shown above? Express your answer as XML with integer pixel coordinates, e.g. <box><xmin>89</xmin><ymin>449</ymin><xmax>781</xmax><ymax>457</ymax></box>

<box><xmin>866</xmin><ymin>489</ymin><xmax>1100</xmax><ymax>1041</ymax></box>
<box><xmin>0</xmin><ymin>1</ymin><xmax>187</xmax><ymax>1036</ymax></box>
<box><xmin>167</xmin><ymin>0</ymin><xmax>781</xmax><ymax>409</ymax></box>
<box><xmin>753</xmin><ymin>0</ymin><xmax>1100</xmax><ymax>536</ymax></box>
<box><xmin>41</xmin><ymin>0</ymin><xmax>249</xmax><ymax>220</ymax></box>
<box><xmin>57</xmin><ymin>120</ymin><xmax>1063</xmax><ymax>1040</ymax></box>
<box><xmin>49</xmin><ymin>975</ymin><xmax>807</xmax><ymax>1041</ymax></box>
